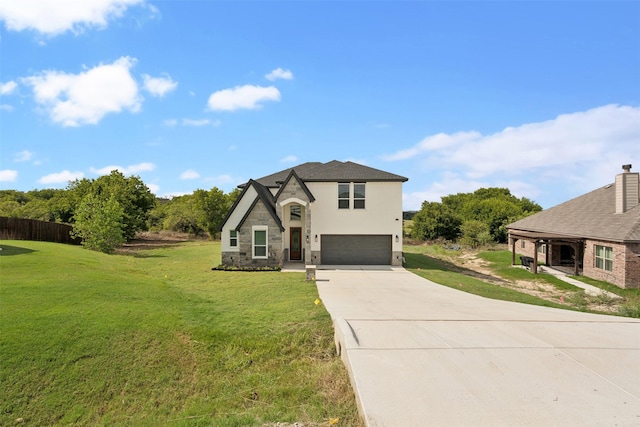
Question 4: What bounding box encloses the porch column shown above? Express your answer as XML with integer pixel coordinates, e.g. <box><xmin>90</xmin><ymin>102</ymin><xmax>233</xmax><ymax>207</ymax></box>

<box><xmin>573</xmin><ymin>243</ymin><xmax>580</xmax><ymax>276</ymax></box>
<box><xmin>533</xmin><ymin>241</ymin><xmax>539</xmax><ymax>274</ymax></box>
<box><xmin>511</xmin><ymin>237</ymin><xmax>518</xmax><ymax>266</ymax></box>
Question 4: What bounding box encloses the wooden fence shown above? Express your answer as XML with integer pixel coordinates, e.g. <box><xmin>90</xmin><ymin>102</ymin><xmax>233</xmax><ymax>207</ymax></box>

<box><xmin>0</xmin><ymin>217</ymin><xmax>80</xmax><ymax>245</ymax></box>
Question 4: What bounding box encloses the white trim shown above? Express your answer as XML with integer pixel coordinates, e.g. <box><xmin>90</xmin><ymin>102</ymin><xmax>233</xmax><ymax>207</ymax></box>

<box><xmin>279</xmin><ymin>197</ymin><xmax>307</xmax><ymax>207</ymax></box>
<box><xmin>252</xmin><ymin>225</ymin><xmax>268</xmax><ymax>259</ymax></box>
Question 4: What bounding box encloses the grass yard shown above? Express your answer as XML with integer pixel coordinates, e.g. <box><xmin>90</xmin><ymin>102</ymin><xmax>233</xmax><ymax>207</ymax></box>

<box><xmin>403</xmin><ymin>244</ymin><xmax>640</xmax><ymax>317</ymax></box>
<box><xmin>0</xmin><ymin>240</ymin><xmax>360</xmax><ymax>426</ymax></box>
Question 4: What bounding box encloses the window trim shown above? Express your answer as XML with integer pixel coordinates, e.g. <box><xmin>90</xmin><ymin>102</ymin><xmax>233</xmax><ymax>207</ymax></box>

<box><xmin>229</xmin><ymin>230</ymin><xmax>238</xmax><ymax>248</ymax></box>
<box><xmin>252</xmin><ymin>226</ymin><xmax>268</xmax><ymax>259</ymax></box>
<box><xmin>338</xmin><ymin>183</ymin><xmax>350</xmax><ymax>209</ymax></box>
<box><xmin>594</xmin><ymin>245</ymin><xmax>613</xmax><ymax>272</ymax></box>
<box><xmin>353</xmin><ymin>183</ymin><xmax>366</xmax><ymax>209</ymax></box>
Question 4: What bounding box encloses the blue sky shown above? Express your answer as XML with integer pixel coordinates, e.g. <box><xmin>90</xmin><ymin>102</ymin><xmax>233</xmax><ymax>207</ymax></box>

<box><xmin>1</xmin><ymin>1</ymin><xmax>638</xmax><ymax>211</ymax></box>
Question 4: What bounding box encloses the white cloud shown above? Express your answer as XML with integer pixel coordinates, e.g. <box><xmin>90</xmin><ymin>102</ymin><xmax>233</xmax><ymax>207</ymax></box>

<box><xmin>90</xmin><ymin>162</ymin><xmax>155</xmax><ymax>175</ymax></box>
<box><xmin>391</xmin><ymin>104</ymin><xmax>640</xmax><ymax>210</ymax></box>
<box><xmin>265</xmin><ymin>68</ymin><xmax>293</xmax><ymax>81</ymax></box>
<box><xmin>207</xmin><ymin>84</ymin><xmax>281</xmax><ymax>111</ymax></box>
<box><xmin>182</xmin><ymin>118</ymin><xmax>210</xmax><ymax>127</ymax></box>
<box><xmin>180</xmin><ymin>169</ymin><xmax>200</xmax><ymax>180</ymax></box>
<box><xmin>147</xmin><ymin>183</ymin><xmax>159</xmax><ymax>194</ymax></box>
<box><xmin>385</xmin><ymin>105</ymin><xmax>639</xmax><ymax>180</ymax></box>
<box><xmin>163</xmin><ymin>118</ymin><xmax>178</xmax><ymax>127</ymax></box>
<box><xmin>0</xmin><ymin>0</ymin><xmax>145</xmax><ymax>36</ymax></box>
<box><xmin>23</xmin><ymin>56</ymin><xmax>142</xmax><ymax>127</ymax></box>
<box><xmin>14</xmin><ymin>150</ymin><xmax>33</xmax><ymax>162</ymax></box>
<box><xmin>142</xmin><ymin>73</ymin><xmax>178</xmax><ymax>97</ymax></box>
<box><xmin>0</xmin><ymin>104</ymin><xmax>14</xmax><ymax>112</ymax></box>
<box><xmin>280</xmin><ymin>155</ymin><xmax>298</xmax><ymax>163</ymax></box>
<box><xmin>0</xmin><ymin>81</ymin><xmax>17</xmax><ymax>95</ymax></box>
<box><xmin>39</xmin><ymin>170</ymin><xmax>84</xmax><ymax>184</ymax></box>
<box><xmin>0</xmin><ymin>169</ymin><xmax>18</xmax><ymax>182</ymax></box>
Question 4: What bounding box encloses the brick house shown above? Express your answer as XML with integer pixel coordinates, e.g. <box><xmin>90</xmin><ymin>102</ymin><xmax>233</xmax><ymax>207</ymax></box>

<box><xmin>507</xmin><ymin>165</ymin><xmax>640</xmax><ymax>289</ymax></box>
<box><xmin>219</xmin><ymin>161</ymin><xmax>408</xmax><ymax>268</ymax></box>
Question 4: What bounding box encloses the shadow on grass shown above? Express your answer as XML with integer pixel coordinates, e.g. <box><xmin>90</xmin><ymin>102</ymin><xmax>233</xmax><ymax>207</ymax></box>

<box><xmin>404</xmin><ymin>252</ymin><xmax>508</xmax><ymax>284</ymax></box>
<box><xmin>0</xmin><ymin>244</ymin><xmax>36</xmax><ymax>256</ymax></box>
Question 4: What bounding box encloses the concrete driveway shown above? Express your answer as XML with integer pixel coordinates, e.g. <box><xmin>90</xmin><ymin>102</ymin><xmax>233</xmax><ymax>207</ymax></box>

<box><xmin>315</xmin><ymin>267</ymin><xmax>640</xmax><ymax>427</ymax></box>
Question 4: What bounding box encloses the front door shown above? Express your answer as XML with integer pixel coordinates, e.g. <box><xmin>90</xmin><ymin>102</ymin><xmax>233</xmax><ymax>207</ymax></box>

<box><xmin>290</xmin><ymin>227</ymin><xmax>302</xmax><ymax>261</ymax></box>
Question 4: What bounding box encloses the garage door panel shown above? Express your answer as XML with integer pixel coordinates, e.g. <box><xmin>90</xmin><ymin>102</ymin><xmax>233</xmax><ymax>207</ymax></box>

<box><xmin>321</xmin><ymin>235</ymin><xmax>391</xmax><ymax>265</ymax></box>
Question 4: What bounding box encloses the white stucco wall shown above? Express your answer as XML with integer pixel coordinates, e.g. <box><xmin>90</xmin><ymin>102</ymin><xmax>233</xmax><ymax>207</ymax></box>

<box><xmin>221</xmin><ymin>186</ymin><xmax>257</xmax><ymax>252</ymax></box>
<box><xmin>307</xmin><ymin>181</ymin><xmax>404</xmax><ymax>253</ymax></box>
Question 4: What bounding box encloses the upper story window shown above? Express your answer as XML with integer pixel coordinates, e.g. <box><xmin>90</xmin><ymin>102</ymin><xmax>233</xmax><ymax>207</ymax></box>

<box><xmin>338</xmin><ymin>183</ymin><xmax>350</xmax><ymax>209</ymax></box>
<box><xmin>229</xmin><ymin>230</ymin><xmax>238</xmax><ymax>247</ymax></box>
<box><xmin>290</xmin><ymin>205</ymin><xmax>302</xmax><ymax>221</ymax></box>
<box><xmin>338</xmin><ymin>182</ymin><xmax>366</xmax><ymax>209</ymax></box>
<box><xmin>354</xmin><ymin>183</ymin><xmax>365</xmax><ymax>209</ymax></box>
<box><xmin>595</xmin><ymin>245</ymin><xmax>613</xmax><ymax>272</ymax></box>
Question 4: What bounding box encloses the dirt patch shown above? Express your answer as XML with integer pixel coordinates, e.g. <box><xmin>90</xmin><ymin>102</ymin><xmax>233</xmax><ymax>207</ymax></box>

<box><xmin>116</xmin><ymin>231</ymin><xmax>196</xmax><ymax>255</ymax></box>
<box><xmin>453</xmin><ymin>252</ymin><xmax>620</xmax><ymax>314</ymax></box>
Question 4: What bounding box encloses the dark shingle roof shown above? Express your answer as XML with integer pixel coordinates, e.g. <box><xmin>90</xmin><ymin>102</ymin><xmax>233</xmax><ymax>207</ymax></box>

<box><xmin>507</xmin><ymin>182</ymin><xmax>640</xmax><ymax>242</ymax></box>
<box><xmin>252</xmin><ymin>160</ymin><xmax>408</xmax><ymax>188</ymax></box>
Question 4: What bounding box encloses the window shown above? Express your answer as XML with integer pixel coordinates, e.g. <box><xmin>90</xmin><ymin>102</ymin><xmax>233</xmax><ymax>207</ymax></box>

<box><xmin>595</xmin><ymin>245</ymin><xmax>613</xmax><ymax>272</ymax></box>
<box><xmin>290</xmin><ymin>205</ymin><xmax>301</xmax><ymax>221</ymax></box>
<box><xmin>253</xmin><ymin>226</ymin><xmax>268</xmax><ymax>259</ymax></box>
<box><xmin>354</xmin><ymin>183</ymin><xmax>366</xmax><ymax>209</ymax></box>
<box><xmin>538</xmin><ymin>245</ymin><xmax>546</xmax><ymax>254</ymax></box>
<box><xmin>229</xmin><ymin>230</ymin><xmax>238</xmax><ymax>247</ymax></box>
<box><xmin>521</xmin><ymin>240</ymin><xmax>526</xmax><ymax>249</ymax></box>
<box><xmin>338</xmin><ymin>183</ymin><xmax>350</xmax><ymax>209</ymax></box>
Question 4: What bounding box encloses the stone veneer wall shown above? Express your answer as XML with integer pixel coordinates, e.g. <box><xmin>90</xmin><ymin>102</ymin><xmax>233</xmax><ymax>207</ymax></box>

<box><xmin>221</xmin><ymin>201</ymin><xmax>282</xmax><ymax>268</ymax></box>
<box><xmin>274</xmin><ymin>176</ymin><xmax>312</xmax><ymax>264</ymax></box>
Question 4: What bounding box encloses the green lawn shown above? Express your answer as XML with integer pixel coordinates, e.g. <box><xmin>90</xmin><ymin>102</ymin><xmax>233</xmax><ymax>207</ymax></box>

<box><xmin>0</xmin><ymin>240</ymin><xmax>360</xmax><ymax>426</ymax></box>
<box><xmin>403</xmin><ymin>245</ymin><xmax>640</xmax><ymax>317</ymax></box>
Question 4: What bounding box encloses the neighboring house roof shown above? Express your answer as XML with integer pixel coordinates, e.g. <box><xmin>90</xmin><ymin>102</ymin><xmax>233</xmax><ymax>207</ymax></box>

<box><xmin>247</xmin><ymin>160</ymin><xmax>409</xmax><ymax>188</ymax></box>
<box><xmin>507</xmin><ymin>183</ymin><xmax>640</xmax><ymax>242</ymax></box>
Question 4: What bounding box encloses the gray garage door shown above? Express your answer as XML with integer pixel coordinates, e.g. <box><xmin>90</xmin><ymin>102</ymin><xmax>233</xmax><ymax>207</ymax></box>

<box><xmin>321</xmin><ymin>235</ymin><xmax>392</xmax><ymax>265</ymax></box>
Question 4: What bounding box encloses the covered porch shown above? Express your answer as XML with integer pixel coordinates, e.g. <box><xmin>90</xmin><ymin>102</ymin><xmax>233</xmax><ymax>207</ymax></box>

<box><xmin>509</xmin><ymin>230</ymin><xmax>585</xmax><ymax>276</ymax></box>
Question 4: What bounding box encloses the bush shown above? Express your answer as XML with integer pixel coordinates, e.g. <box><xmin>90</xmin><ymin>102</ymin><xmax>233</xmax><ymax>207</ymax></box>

<box><xmin>71</xmin><ymin>194</ymin><xmax>126</xmax><ymax>253</ymax></box>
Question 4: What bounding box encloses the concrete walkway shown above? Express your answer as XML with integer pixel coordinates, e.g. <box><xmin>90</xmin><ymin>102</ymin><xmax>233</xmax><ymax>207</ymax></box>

<box><xmin>316</xmin><ymin>268</ymin><xmax>640</xmax><ymax>427</ymax></box>
<box><xmin>541</xmin><ymin>266</ymin><xmax>622</xmax><ymax>298</ymax></box>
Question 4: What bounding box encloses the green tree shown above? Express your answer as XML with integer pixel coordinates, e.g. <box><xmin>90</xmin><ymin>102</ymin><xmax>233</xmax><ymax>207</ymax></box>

<box><xmin>459</xmin><ymin>220</ymin><xmax>492</xmax><ymax>248</ymax></box>
<box><xmin>71</xmin><ymin>194</ymin><xmax>126</xmax><ymax>253</ymax></box>
<box><xmin>411</xmin><ymin>187</ymin><xmax>542</xmax><ymax>243</ymax></box>
<box><xmin>67</xmin><ymin>171</ymin><xmax>155</xmax><ymax>240</ymax></box>
<box><xmin>410</xmin><ymin>201</ymin><xmax>461</xmax><ymax>241</ymax></box>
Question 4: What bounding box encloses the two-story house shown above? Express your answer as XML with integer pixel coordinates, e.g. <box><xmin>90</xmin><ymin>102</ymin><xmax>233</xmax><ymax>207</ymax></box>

<box><xmin>219</xmin><ymin>160</ymin><xmax>408</xmax><ymax>267</ymax></box>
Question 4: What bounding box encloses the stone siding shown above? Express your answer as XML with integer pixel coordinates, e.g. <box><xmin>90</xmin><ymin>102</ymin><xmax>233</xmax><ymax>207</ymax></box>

<box><xmin>221</xmin><ymin>201</ymin><xmax>282</xmax><ymax>268</ymax></box>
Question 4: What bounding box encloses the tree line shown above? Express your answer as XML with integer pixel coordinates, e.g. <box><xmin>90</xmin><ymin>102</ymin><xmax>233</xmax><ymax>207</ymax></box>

<box><xmin>0</xmin><ymin>171</ymin><xmax>239</xmax><ymax>252</ymax></box>
<box><xmin>409</xmin><ymin>187</ymin><xmax>542</xmax><ymax>247</ymax></box>
<box><xmin>1</xmin><ymin>174</ymin><xmax>542</xmax><ymax>252</ymax></box>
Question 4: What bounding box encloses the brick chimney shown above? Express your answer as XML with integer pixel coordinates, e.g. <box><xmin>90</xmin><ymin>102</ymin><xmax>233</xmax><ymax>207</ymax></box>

<box><xmin>615</xmin><ymin>164</ymin><xmax>639</xmax><ymax>214</ymax></box>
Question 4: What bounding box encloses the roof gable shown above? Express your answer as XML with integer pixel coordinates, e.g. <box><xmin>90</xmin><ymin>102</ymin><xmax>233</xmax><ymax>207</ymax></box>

<box><xmin>220</xmin><ymin>180</ymin><xmax>284</xmax><ymax>232</ymax></box>
<box><xmin>274</xmin><ymin>169</ymin><xmax>316</xmax><ymax>203</ymax></box>
<box><xmin>239</xmin><ymin>180</ymin><xmax>284</xmax><ymax>231</ymax></box>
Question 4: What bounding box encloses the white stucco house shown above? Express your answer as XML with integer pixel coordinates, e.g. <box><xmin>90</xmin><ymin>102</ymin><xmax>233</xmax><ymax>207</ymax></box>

<box><xmin>219</xmin><ymin>160</ymin><xmax>408</xmax><ymax>267</ymax></box>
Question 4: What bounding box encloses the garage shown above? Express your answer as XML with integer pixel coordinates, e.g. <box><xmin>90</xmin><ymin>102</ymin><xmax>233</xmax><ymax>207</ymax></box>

<box><xmin>321</xmin><ymin>234</ymin><xmax>392</xmax><ymax>265</ymax></box>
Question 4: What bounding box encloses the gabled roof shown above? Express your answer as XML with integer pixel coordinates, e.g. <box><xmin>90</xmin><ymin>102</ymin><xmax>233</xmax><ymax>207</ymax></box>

<box><xmin>219</xmin><ymin>179</ymin><xmax>284</xmax><ymax>232</ymax></box>
<box><xmin>274</xmin><ymin>169</ymin><xmax>316</xmax><ymax>203</ymax></box>
<box><xmin>507</xmin><ymin>182</ymin><xmax>640</xmax><ymax>242</ymax></box>
<box><xmin>249</xmin><ymin>160</ymin><xmax>408</xmax><ymax>188</ymax></box>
